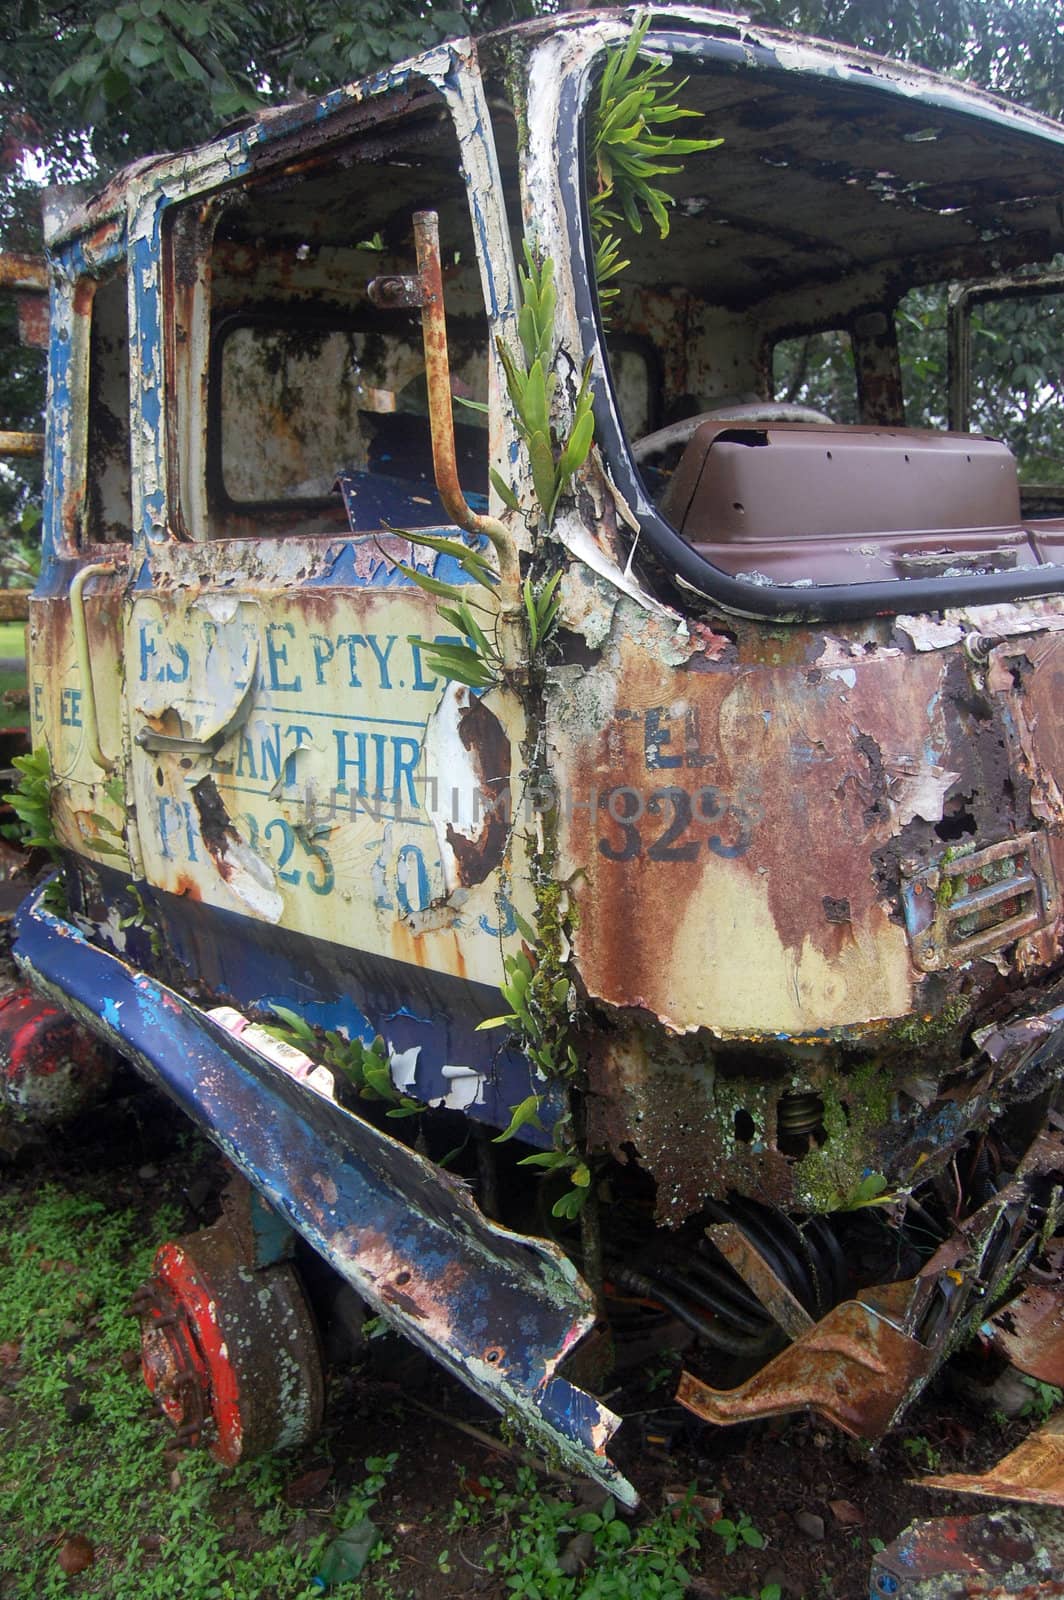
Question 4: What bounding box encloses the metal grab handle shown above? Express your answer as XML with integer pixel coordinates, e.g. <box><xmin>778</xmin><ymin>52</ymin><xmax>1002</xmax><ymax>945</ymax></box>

<box><xmin>0</xmin><ymin>432</ymin><xmax>44</xmax><ymax>458</ymax></box>
<box><xmin>69</xmin><ymin>561</ymin><xmax>119</xmax><ymax>774</ymax></box>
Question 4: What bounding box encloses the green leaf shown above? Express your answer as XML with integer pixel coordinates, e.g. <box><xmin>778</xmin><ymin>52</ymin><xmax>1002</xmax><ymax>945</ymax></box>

<box><xmin>95</xmin><ymin>12</ymin><xmax>124</xmax><ymax>42</ymax></box>
<box><xmin>557</xmin><ymin>408</ymin><xmax>595</xmax><ymax>486</ymax></box>
<box><xmin>522</xmin><ymin>358</ymin><xmax>549</xmax><ymax>440</ymax></box>
<box><xmin>268</xmin><ymin>1004</ymin><xmax>316</xmax><ymax>1045</ymax></box>
<box><xmin>126</xmin><ymin>37</ymin><xmax>160</xmax><ymax>67</ymax></box>
<box><xmin>492</xmin><ymin>1094</ymin><xmax>545</xmax><ymax>1143</ymax></box>
<box><xmin>551</xmin><ymin>1187</ymin><xmax>588</xmax><ymax>1220</ymax></box>
<box><xmin>487</xmin><ymin>468</ymin><xmax>519</xmax><ymax>513</ymax></box>
<box><xmin>176</xmin><ymin>45</ymin><xmax>210</xmax><ymax>84</ymax></box>
<box><xmin>395</xmin><ymin>564</ymin><xmax>466</xmax><ymax>601</ymax></box>
<box><xmin>528</xmin><ymin>432</ymin><xmax>558</xmax><ymax>524</ymax></box>
<box><xmin>420</xmin><ymin>653</ymin><xmax>494</xmax><ymax>689</ymax></box>
<box><xmin>523</xmin><ymin>576</ymin><xmax>539</xmax><ymax>653</ymax></box>
<box><xmin>402</xmin><ymin>532</ymin><xmax>497</xmax><ymax>586</ymax></box>
<box><xmin>68</xmin><ymin>52</ymin><xmax>104</xmax><ymax>86</ymax></box>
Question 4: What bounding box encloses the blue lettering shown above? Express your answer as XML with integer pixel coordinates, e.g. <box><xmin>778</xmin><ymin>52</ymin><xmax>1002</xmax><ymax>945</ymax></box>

<box><xmin>138</xmin><ymin>621</ymin><xmax>159</xmax><ymax>682</ymax></box>
<box><xmin>60</xmin><ymin>687</ymin><xmax>82</xmax><ymax>727</ymax></box>
<box><xmin>334</xmin><ymin>728</ymin><xmax>368</xmax><ymax>795</ymax></box>
<box><xmin>259</xmin><ymin>722</ymin><xmax>282</xmax><ymax>783</ymax></box>
<box><xmin>180</xmin><ymin>800</ymin><xmax>199</xmax><ymax>861</ymax></box>
<box><xmin>395</xmin><ymin>844</ymin><xmax>429</xmax><ymax>915</ymax></box>
<box><xmin>393</xmin><ymin>736</ymin><xmax>421</xmax><ymax>808</ymax></box>
<box><xmin>310</xmin><ymin>634</ymin><xmax>334</xmax><ymax>685</ymax></box>
<box><xmin>156</xmin><ymin>797</ymin><xmax>196</xmax><ymax>860</ymax></box>
<box><xmin>480</xmin><ymin>894</ymin><xmax>518</xmax><ymax>939</ymax></box>
<box><xmin>235</xmin><ymin>733</ymin><xmax>257</xmax><ymax>780</ymax></box>
<box><xmin>365</xmin><ymin>633</ymin><xmax>396</xmax><ymax>690</ymax></box>
<box><xmin>337</xmin><ymin>634</ymin><xmax>365</xmax><ymax>687</ymax></box>
<box><xmin>265</xmin><ymin>622</ymin><xmax>301</xmax><ymax>692</ymax></box>
<box><xmin>282</xmin><ymin>724</ymin><xmax>312</xmax><ymax>785</ymax></box>
<box><xmin>410</xmin><ymin>642</ymin><xmax>437</xmax><ymax>692</ymax></box>
<box><xmin>165</xmin><ymin>641</ymin><xmax>189</xmax><ymax>684</ymax></box>
<box><xmin>371</xmin><ymin>732</ymin><xmax>387</xmax><ymax>800</ymax></box>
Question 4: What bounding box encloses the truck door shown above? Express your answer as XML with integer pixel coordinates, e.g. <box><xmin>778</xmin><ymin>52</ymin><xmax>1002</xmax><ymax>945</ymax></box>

<box><xmin>118</xmin><ymin>60</ymin><xmax>524</xmax><ymax>1083</ymax></box>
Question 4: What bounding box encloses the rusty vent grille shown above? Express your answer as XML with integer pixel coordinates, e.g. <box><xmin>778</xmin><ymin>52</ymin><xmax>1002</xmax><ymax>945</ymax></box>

<box><xmin>902</xmin><ymin>831</ymin><xmax>1059</xmax><ymax>973</ymax></box>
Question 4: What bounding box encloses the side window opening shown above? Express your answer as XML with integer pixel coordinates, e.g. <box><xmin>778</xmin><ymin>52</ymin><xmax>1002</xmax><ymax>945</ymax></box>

<box><xmin>959</xmin><ymin>283</ymin><xmax>1064</xmax><ymax>515</ymax></box>
<box><xmin>169</xmin><ymin>98</ymin><xmax>488</xmax><ymax>542</ymax></box>
<box><xmin>85</xmin><ymin>266</ymin><xmax>132</xmax><ymax>544</ymax></box>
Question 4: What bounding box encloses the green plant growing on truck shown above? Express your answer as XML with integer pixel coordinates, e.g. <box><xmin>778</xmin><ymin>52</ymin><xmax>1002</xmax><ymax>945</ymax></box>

<box><xmin>6</xmin><ymin>745</ymin><xmax>59</xmax><ymax>859</ymax></box>
<box><xmin>266</xmin><ymin>1007</ymin><xmax>423</xmax><ymax>1119</ymax></box>
<box><xmin>588</xmin><ymin>12</ymin><xmax>721</xmax><ymax>307</ymax></box>
<box><xmin>494</xmin><ymin>244</ymin><xmax>595</xmax><ymax>529</ymax></box>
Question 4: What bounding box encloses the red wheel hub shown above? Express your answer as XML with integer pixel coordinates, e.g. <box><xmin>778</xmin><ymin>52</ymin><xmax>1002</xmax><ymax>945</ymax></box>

<box><xmin>130</xmin><ymin>1221</ymin><xmax>323</xmax><ymax>1467</ymax></box>
<box><xmin>132</xmin><ymin>1241</ymin><xmax>243</xmax><ymax>1462</ymax></box>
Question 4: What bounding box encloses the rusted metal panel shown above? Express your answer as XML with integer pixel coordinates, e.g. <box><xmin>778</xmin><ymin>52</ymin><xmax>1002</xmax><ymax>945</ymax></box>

<box><xmin>985</xmin><ymin>1239</ymin><xmax>1064</xmax><ymax>1389</ymax></box>
<box><xmin>707</xmin><ymin>1221</ymin><xmax>815</xmax><ymax>1341</ymax></box>
<box><xmin>122</xmin><ymin>538</ymin><xmax>525</xmax><ymax>990</ymax></box>
<box><xmin>919</xmin><ymin>1414</ymin><xmax>1064</xmax><ymax>1509</ymax></box>
<box><xmin>678</xmin><ymin>1297</ymin><xmax>933</xmax><ymax>1436</ymax></box>
<box><xmin>16</xmin><ymin>293</ymin><xmax>49</xmax><ymax>349</ymax></box>
<box><xmin>677</xmin><ymin>1133</ymin><xmax>1064</xmax><ymax>1437</ymax></box>
<box><xmin>552</xmin><ymin>587</ymin><xmax>1064</xmax><ymax>1217</ymax></box>
<box><xmin>871</xmin><ymin>1510</ymin><xmax>1064</xmax><ymax>1598</ymax></box>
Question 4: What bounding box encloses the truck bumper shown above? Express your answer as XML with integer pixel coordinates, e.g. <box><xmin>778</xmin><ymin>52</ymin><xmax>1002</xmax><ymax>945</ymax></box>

<box><xmin>13</xmin><ymin>882</ymin><xmax>636</xmax><ymax>1506</ymax></box>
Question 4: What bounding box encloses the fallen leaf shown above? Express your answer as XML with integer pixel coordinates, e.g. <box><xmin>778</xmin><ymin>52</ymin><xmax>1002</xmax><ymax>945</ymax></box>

<box><xmin>285</xmin><ymin>1464</ymin><xmax>334</xmax><ymax>1506</ymax></box>
<box><xmin>458</xmin><ymin>1476</ymin><xmax>493</xmax><ymax>1500</ymax></box>
<box><xmin>664</xmin><ymin>1487</ymin><xmax>722</xmax><ymax>1520</ymax></box>
<box><xmin>0</xmin><ymin>1341</ymin><xmax>20</xmax><ymax>1368</ymax></box>
<box><xmin>829</xmin><ymin>1498</ymin><xmax>864</xmax><ymax>1526</ymax></box>
<box><xmin>57</xmin><ymin>1535</ymin><xmax>95</xmax><ymax>1575</ymax></box>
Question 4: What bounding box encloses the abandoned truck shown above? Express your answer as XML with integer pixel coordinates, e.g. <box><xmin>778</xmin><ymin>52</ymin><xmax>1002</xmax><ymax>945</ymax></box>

<box><xmin>3</xmin><ymin>5</ymin><xmax>1064</xmax><ymax>1505</ymax></box>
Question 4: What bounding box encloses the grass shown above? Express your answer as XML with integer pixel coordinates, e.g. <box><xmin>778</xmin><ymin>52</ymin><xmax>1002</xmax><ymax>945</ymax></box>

<box><xmin>0</xmin><ymin>1181</ymin><xmax>332</xmax><ymax>1598</ymax></box>
<box><xmin>0</xmin><ymin>1166</ymin><xmax>706</xmax><ymax>1600</ymax></box>
<box><xmin>0</xmin><ymin>620</ymin><xmax>26</xmax><ymax>658</ymax></box>
<box><xmin>448</xmin><ymin>1470</ymin><xmax>702</xmax><ymax>1600</ymax></box>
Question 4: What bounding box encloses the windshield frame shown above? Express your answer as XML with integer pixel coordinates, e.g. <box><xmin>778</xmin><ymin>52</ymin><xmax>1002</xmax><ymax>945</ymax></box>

<box><xmin>554</xmin><ymin>19</ymin><xmax>1064</xmax><ymax>621</ymax></box>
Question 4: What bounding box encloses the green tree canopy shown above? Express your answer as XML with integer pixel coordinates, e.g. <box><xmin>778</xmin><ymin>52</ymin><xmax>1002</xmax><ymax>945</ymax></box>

<box><xmin>0</xmin><ymin>0</ymin><xmax>1061</xmax><ymax>544</ymax></box>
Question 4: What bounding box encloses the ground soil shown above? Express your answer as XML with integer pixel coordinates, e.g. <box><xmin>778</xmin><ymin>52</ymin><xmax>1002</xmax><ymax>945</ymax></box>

<box><xmin>2</xmin><ymin>1079</ymin><xmax>1048</xmax><ymax>1600</ymax></box>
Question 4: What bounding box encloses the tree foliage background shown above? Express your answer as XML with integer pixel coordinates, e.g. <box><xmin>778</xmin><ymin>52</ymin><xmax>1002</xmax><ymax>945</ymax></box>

<box><xmin>0</xmin><ymin>0</ymin><xmax>1062</xmax><ymax>541</ymax></box>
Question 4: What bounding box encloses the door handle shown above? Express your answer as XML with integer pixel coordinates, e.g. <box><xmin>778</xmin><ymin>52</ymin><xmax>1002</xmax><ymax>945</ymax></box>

<box><xmin>69</xmin><ymin>561</ymin><xmax>120</xmax><ymax>774</ymax></box>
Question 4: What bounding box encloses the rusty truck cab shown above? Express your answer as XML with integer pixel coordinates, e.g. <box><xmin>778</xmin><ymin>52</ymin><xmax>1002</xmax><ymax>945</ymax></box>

<box><xmin>11</xmin><ymin>9</ymin><xmax>1064</xmax><ymax>1503</ymax></box>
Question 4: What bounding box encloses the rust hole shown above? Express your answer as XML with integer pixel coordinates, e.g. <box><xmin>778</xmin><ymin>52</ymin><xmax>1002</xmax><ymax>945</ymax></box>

<box><xmin>393</xmin><ymin>1270</ymin><xmax>411</xmax><ymax>1287</ymax></box>
<box><xmin>733</xmin><ymin>1109</ymin><xmax>756</xmax><ymax>1143</ymax></box>
<box><xmin>483</xmin><ymin>1346</ymin><xmax>504</xmax><ymax>1365</ymax></box>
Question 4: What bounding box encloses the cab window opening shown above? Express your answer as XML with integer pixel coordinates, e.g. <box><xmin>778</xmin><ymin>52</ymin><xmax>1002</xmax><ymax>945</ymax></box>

<box><xmin>582</xmin><ymin>38</ymin><xmax>1064</xmax><ymax>594</ymax></box>
<box><xmin>166</xmin><ymin>96</ymin><xmax>489</xmax><ymax>543</ymax></box>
